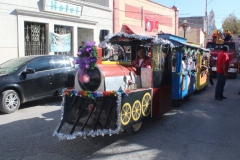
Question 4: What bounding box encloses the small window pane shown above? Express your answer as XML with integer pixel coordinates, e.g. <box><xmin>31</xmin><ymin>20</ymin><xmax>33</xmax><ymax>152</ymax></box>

<box><xmin>27</xmin><ymin>58</ymin><xmax>51</xmax><ymax>72</ymax></box>
<box><xmin>64</xmin><ymin>58</ymin><xmax>71</xmax><ymax>67</ymax></box>
<box><xmin>53</xmin><ymin>56</ymin><xmax>65</xmax><ymax>68</ymax></box>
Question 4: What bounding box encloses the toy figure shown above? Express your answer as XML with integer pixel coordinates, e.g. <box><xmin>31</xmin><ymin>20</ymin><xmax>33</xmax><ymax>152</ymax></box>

<box><xmin>212</xmin><ymin>30</ymin><xmax>218</xmax><ymax>42</ymax></box>
<box><xmin>216</xmin><ymin>31</ymin><xmax>225</xmax><ymax>44</ymax></box>
<box><xmin>223</xmin><ymin>29</ymin><xmax>232</xmax><ymax>41</ymax></box>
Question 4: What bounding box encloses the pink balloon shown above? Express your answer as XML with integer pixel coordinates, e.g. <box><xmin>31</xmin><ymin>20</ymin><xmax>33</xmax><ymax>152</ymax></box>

<box><xmin>82</xmin><ymin>74</ymin><xmax>90</xmax><ymax>83</ymax></box>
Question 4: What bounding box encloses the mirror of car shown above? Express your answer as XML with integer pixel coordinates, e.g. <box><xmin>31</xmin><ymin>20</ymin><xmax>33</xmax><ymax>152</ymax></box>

<box><xmin>22</xmin><ymin>68</ymin><xmax>35</xmax><ymax>75</ymax></box>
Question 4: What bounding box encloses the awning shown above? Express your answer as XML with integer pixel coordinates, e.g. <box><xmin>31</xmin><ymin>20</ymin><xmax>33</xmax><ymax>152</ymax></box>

<box><xmin>121</xmin><ymin>24</ymin><xmax>156</xmax><ymax>37</ymax></box>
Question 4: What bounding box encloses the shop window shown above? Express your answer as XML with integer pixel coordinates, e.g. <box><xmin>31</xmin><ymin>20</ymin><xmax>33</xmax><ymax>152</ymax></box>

<box><xmin>24</xmin><ymin>22</ymin><xmax>46</xmax><ymax>56</ymax></box>
<box><xmin>53</xmin><ymin>25</ymin><xmax>72</xmax><ymax>56</ymax></box>
<box><xmin>84</xmin><ymin>0</ymin><xmax>109</xmax><ymax>7</ymax></box>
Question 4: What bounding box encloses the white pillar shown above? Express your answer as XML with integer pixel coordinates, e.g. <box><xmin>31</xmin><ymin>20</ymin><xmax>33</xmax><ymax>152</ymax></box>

<box><xmin>17</xmin><ymin>16</ymin><xmax>25</xmax><ymax>57</ymax></box>
<box><xmin>47</xmin><ymin>23</ymin><xmax>55</xmax><ymax>55</ymax></box>
<box><xmin>72</xmin><ymin>26</ymin><xmax>78</xmax><ymax>57</ymax></box>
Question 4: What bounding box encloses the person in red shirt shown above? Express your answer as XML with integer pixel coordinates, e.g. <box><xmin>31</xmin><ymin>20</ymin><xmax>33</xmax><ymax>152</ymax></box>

<box><xmin>215</xmin><ymin>45</ymin><xmax>229</xmax><ymax>100</ymax></box>
<box><xmin>132</xmin><ymin>46</ymin><xmax>152</xmax><ymax>68</ymax></box>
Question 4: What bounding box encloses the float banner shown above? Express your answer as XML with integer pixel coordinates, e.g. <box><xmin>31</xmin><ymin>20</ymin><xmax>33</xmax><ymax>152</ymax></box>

<box><xmin>145</xmin><ymin>17</ymin><xmax>159</xmax><ymax>32</ymax></box>
<box><xmin>50</xmin><ymin>32</ymin><xmax>71</xmax><ymax>52</ymax></box>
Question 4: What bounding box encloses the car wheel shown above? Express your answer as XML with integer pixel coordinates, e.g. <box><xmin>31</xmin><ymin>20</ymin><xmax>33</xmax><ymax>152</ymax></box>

<box><xmin>125</xmin><ymin>122</ymin><xmax>142</xmax><ymax>134</ymax></box>
<box><xmin>0</xmin><ymin>90</ymin><xmax>20</xmax><ymax>114</ymax></box>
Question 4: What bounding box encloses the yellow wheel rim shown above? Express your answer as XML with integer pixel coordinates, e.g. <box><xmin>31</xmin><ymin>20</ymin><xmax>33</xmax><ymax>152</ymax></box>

<box><xmin>142</xmin><ymin>92</ymin><xmax>151</xmax><ymax>117</ymax></box>
<box><xmin>120</xmin><ymin>103</ymin><xmax>132</xmax><ymax>125</ymax></box>
<box><xmin>132</xmin><ymin>100</ymin><xmax>141</xmax><ymax>121</ymax></box>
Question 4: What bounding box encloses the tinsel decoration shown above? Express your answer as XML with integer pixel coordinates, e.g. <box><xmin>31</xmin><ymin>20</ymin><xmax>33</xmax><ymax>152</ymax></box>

<box><xmin>53</xmin><ymin>91</ymin><xmax>124</xmax><ymax>140</ymax></box>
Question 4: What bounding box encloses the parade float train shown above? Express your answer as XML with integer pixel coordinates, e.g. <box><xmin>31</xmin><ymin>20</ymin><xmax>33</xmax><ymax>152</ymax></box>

<box><xmin>53</xmin><ymin>32</ymin><xmax>210</xmax><ymax>140</ymax></box>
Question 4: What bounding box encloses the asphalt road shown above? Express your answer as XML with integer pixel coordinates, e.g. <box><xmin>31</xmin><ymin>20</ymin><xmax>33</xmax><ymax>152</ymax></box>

<box><xmin>1</xmin><ymin>76</ymin><xmax>240</xmax><ymax>160</ymax></box>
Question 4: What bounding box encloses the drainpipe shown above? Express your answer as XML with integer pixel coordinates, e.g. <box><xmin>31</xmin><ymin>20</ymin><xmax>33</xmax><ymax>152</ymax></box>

<box><xmin>141</xmin><ymin>6</ymin><xmax>144</xmax><ymax>28</ymax></box>
<box><xmin>172</xmin><ymin>6</ymin><xmax>179</xmax><ymax>35</ymax></box>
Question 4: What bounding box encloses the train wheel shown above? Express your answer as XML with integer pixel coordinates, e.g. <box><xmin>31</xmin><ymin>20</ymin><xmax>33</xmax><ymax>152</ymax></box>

<box><xmin>132</xmin><ymin>100</ymin><xmax>141</xmax><ymax>121</ymax></box>
<box><xmin>141</xmin><ymin>93</ymin><xmax>151</xmax><ymax>117</ymax></box>
<box><xmin>120</xmin><ymin>103</ymin><xmax>131</xmax><ymax>125</ymax></box>
<box><xmin>126</xmin><ymin>122</ymin><xmax>142</xmax><ymax>134</ymax></box>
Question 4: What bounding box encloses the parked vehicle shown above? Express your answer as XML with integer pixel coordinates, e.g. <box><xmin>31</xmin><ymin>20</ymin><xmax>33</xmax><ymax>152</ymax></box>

<box><xmin>0</xmin><ymin>55</ymin><xmax>77</xmax><ymax>114</ymax></box>
<box><xmin>206</xmin><ymin>34</ymin><xmax>239</xmax><ymax>79</ymax></box>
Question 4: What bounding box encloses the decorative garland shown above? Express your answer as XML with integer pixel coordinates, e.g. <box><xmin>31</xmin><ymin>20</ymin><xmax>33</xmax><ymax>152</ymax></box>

<box><xmin>53</xmin><ymin>88</ymin><xmax>130</xmax><ymax>140</ymax></box>
<box><xmin>62</xmin><ymin>87</ymin><xmax>130</xmax><ymax>99</ymax></box>
<box><xmin>75</xmin><ymin>41</ymin><xmax>99</xmax><ymax>83</ymax></box>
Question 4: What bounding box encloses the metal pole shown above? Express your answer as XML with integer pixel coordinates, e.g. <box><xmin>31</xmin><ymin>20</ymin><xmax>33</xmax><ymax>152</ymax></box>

<box><xmin>205</xmin><ymin>0</ymin><xmax>208</xmax><ymax>46</ymax></box>
<box><xmin>184</xmin><ymin>29</ymin><xmax>186</xmax><ymax>38</ymax></box>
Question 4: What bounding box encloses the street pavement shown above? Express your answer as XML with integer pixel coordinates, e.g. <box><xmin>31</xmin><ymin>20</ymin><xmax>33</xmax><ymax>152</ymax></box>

<box><xmin>0</xmin><ymin>76</ymin><xmax>240</xmax><ymax>160</ymax></box>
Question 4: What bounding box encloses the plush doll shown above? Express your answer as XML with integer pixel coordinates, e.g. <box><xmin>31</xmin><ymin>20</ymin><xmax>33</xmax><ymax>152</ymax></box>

<box><xmin>216</xmin><ymin>31</ymin><xmax>225</xmax><ymax>44</ymax></box>
<box><xmin>223</xmin><ymin>29</ymin><xmax>232</xmax><ymax>41</ymax></box>
<box><xmin>212</xmin><ymin>30</ymin><xmax>218</xmax><ymax>42</ymax></box>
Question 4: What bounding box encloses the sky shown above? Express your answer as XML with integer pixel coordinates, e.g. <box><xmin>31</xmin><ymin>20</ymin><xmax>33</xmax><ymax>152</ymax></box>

<box><xmin>153</xmin><ymin>0</ymin><xmax>240</xmax><ymax>30</ymax></box>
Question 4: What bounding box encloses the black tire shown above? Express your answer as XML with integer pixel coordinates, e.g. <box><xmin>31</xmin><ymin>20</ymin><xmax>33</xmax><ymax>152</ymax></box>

<box><xmin>125</xmin><ymin>122</ymin><xmax>142</xmax><ymax>134</ymax></box>
<box><xmin>0</xmin><ymin>90</ymin><xmax>20</xmax><ymax>114</ymax></box>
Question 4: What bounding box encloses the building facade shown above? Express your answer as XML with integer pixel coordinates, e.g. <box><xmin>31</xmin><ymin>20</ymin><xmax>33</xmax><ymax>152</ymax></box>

<box><xmin>0</xmin><ymin>0</ymin><xmax>113</xmax><ymax>64</ymax></box>
<box><xmin>179</xmin><ymin>27</ymin><xmax>205</xmax><ymax>47</ymax></box>
<box><xmin>179</xmin><ymin>16</ymin><xmax>207</xmax><ymax>47</ymax></box>
<box><xmin>113</xmin><ymin>0</ymin><xmax>179</xmax><ymax>36</ymax></box>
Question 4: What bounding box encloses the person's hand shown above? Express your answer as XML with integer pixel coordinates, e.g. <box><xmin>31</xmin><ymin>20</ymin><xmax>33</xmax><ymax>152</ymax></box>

<box><xmin>224</xmin><ymin>73</ymin><xmax>228</xmax><ymax>78</ymax></box>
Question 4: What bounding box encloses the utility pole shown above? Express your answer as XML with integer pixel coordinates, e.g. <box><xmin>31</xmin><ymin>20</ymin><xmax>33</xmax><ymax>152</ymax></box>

<box><xmin>205</xmin><ymin>0</ymin><xmax>208</xmax><ymax>46</ymax></box>
<box><xmin>205</xmin><ymin>0</ymin><xmax>213</xmax><ymax>46</ymax></box>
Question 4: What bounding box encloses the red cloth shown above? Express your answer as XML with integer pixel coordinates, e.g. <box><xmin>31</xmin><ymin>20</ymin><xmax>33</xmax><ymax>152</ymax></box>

<box><xmin>132</xmin><ymin>56</ymin><xmax>152</xmax><ymax>68</ymax></box>
<box><xmin>217</xmin><ymin>51</ymin><xmax>229</xmax><ymax>74</ymax></box>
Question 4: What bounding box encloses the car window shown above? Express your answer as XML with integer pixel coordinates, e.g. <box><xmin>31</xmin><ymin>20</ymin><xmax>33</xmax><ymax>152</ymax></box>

<box><xmin>64</xmin><ymin>57</ymin><xmax>71</xmax><ymax>67</ymax></box>
<box><xmin>53</xmin><ymin>56</ymin><xmax>65</xmax><ymax>69</ymax></box>
<box><xmin>0</xmin><ymin>57</ymin><xmax>30</xmax><ymax>74</ymax></box>
<box><xmin>27</xmin><ymin>58</ymin><xmax>52</xmax><ymax>72</ymax></box>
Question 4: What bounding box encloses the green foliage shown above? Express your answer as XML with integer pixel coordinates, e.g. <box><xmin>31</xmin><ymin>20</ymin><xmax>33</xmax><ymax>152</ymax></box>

<box><xmin>222</xmin><ymin>14</ymin><xmax>240</xmax><ymax>34</ymax></box>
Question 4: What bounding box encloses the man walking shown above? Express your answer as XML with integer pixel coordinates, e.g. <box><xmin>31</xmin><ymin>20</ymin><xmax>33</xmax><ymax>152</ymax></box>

<box><xmin>215</xmin><ymin>45</ymin><xmax>229</xmax><ymax>101</ymax></box>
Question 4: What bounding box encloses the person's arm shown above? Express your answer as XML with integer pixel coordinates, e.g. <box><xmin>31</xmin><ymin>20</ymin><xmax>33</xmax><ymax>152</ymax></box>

<box><xmin>222</xmin><ymin>63</ymin><xmax>228</xmax><ymax>77</ymax></box>
<box><xmin>222</xmin><ymin>54</ymin><xmax>228</xmax><ymax>77</ymax></box>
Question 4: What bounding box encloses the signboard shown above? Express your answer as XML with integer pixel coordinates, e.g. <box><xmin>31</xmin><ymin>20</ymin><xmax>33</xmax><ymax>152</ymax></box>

<box><xmin>43</xmin><ymin>0</ymin><xmax>82</xmax><ymax>17</ymax></box>
<box><xmin>50</xmin><ymin>32</ymin><xmax>71</xmax><ymax>52</ymax></box>
<box><xmin>145</xmin><ymin>17</ymin><xmax>159</xmax><ymax>32</ymax></box>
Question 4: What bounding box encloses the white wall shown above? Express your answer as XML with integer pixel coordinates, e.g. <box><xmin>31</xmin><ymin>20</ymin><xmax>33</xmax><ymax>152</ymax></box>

<box><xmin>0</xmin><ymin>0</ymin><xmax>113</xmax><ymax>64</ymax></box>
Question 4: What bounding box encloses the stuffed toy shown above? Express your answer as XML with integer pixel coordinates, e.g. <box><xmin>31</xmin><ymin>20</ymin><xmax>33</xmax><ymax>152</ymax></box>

<box><xmin>216</xmin><ymin>30</ymin><xmax>225</xmax><ymax>44</ymax></box>
<box><xmin>223</xmin><ymin>29</ymin><xmax>232</xmax><ymax>41</ymax></box>
<box><xmin>212</xmin><ymin>30</ymin><xmax>218</xmax><ymax>42</ymax></box>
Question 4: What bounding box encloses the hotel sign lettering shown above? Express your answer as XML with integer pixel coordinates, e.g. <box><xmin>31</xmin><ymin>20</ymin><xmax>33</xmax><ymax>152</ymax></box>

<box><xmin>43</xmin><ymin>0</ymin><xmax>82</xmax><ymax>17</ymax></box>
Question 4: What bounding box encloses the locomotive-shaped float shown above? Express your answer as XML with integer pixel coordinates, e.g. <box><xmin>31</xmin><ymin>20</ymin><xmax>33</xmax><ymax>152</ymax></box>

<box><xmin>53</xmin><ymin>32</ymin><xmax>210</xmax><ymax>140</ymax></box>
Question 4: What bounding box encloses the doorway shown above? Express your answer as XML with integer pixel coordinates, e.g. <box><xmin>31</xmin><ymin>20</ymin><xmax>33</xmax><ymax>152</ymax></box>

<box><xmin>77</xmin><ymin>28</ymin><xmax>94</xmax><ymax>50</ymax></box>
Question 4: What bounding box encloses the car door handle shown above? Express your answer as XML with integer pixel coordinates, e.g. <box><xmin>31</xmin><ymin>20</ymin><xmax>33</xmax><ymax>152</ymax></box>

<box><xmin>48</xmin><ymin>74</ymin><xmax>53</xmax><ymax>77</ymax></box>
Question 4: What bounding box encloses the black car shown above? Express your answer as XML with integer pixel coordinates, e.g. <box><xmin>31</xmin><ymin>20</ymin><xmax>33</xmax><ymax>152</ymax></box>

<box><xmin>0</xmin><ymin>55</ymin><xmax>78</xmax><ymax>114</ymax></box>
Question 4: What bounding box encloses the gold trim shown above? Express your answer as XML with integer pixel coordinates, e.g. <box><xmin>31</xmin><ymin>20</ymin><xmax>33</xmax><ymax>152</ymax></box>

<box><xmin>102</xmin><ymin>61</ymin><xmax>131</xmax><ymax>65</ymax></box>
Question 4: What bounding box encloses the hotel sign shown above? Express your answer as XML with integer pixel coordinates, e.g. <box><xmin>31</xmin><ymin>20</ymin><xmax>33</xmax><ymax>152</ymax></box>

<box><xmin>43</xmin><ymin>0</ymin><xmax>82</xmax><ymax>17</ymax></box>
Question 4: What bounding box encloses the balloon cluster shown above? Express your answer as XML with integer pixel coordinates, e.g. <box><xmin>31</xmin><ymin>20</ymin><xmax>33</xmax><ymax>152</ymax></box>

<box><xmin>75</xmin><ymin>41</ymin><xmax>99</xmax><ymax>83</ymax></box>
